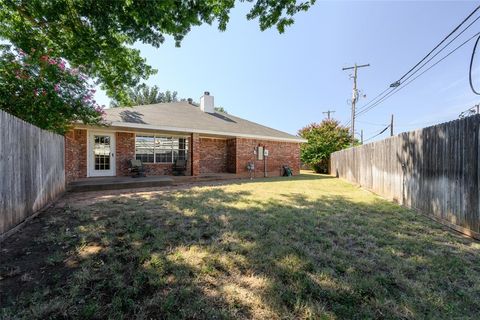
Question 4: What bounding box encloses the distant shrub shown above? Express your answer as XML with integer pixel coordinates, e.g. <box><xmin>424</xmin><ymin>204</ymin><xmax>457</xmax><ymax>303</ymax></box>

<box><xmin>298</xmin><ymin>119</ymin><xmax>356</xmax><ymax>174</ymax></box>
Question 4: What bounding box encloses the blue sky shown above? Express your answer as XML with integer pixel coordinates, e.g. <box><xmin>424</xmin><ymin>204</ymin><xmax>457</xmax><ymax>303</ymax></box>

<box><xmin>96</xmin><ymin>1</ymin><xmax>480</xmax><ymax>141</ymax></box>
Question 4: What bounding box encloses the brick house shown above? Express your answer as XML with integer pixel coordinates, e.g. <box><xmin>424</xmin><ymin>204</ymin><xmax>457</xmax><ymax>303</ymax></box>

<box><xmin>65</xmin><ymin>92</ymin><xmax>305</xmax><ymax>183</ymax></box>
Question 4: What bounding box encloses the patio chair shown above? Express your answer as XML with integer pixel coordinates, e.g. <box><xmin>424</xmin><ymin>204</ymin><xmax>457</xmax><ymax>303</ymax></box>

<box><xmin>129</xmin><ymin>159</ymin><xmax>146</xmax><ymax>178</ymax></box>
<box><xmin>173</xmin><ymin>159</ymin><xmax>187</xmax><ymax>176</ymax></box>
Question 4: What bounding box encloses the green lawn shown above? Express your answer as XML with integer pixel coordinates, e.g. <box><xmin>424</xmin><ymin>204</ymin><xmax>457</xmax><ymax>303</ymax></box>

<box><xmin>1</xmin><ymin>172</ymin><xmax>479</xmax><ymax>319</ymax></box>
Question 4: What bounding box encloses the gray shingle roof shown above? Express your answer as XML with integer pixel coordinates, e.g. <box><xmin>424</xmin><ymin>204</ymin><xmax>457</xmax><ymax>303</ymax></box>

<box><xmin>104</xmin><ymin>102</ymin><xmax>305</xmax><ymax>142</ymax></box>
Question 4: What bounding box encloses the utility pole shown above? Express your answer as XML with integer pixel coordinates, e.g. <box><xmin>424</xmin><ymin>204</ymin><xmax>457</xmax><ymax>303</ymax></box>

<box><xmin>322</xmin><ymin>110</ymin><xmax>335</xmax><ymax>119</ymax></box>
<box><xmin>342</xmin><ymin>63</ymin><xmax>370</xmax><ymax>146</ymax></box>
<box><xmin>361</xmin><ymin>130</ymin><xmax>363</xmax><ymax>144</ymax></box>
<box><xmin>390</xmin><ymin>114</ymin><xmax>394</xmax><ymax>136</ymax></box>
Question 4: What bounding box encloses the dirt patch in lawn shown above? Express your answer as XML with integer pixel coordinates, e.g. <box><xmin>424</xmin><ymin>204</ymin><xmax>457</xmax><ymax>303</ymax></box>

<box><xmin>0</xmin><ymin>206</ymin><xmax>81</xmax><ymax>302</ymax></box>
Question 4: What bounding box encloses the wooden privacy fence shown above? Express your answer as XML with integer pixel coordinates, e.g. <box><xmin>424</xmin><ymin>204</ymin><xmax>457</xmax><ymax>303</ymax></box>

<box><xmin>0</xmin><ymin>110</ymin><xmax>65</xmax><ymax>238</ymax></box>
<box><xmin>331</xmin><ymin>115</ymin><xmax>479</xmax><ymax>239</ymax></box>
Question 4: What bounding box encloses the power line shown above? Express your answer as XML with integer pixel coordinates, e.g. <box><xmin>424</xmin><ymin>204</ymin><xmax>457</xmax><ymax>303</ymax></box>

<box><xmin>397</xmin><ymin>4</ymin><xmax>480</xmax><ymax>82</ymax></box>
<box><xmin>363</xmin><ymin>125</ymin><xmax>390</xmax><ymax>143</ymax></box>
<box><xmin>357</xmin><ymin>120</ymin><xmax>388</xmax><ymax>126</ymax></box>
<box><xmin>355</xmin><ymin>6</ymin><xmax>480</xmax><ymax>117</ymax></box>
<box><xmin>356</xmin><ymin>14</ymin><xmax>480</xmax><ymax>116</ymax></box>
<box><xmin>469</xmin><ymin>35</ymin><xmax>480</xmax><ymax>95</ymax></box>
<box><xmin>357</xmin><ymin>14</ymin><xmax>480</xmax><ymax>115</ymax></box>
<box><xmin>356</xmin><ymin>31</ymin><xmax>480</xmax><ymax>118</ymax></box>
<box><xmin>354</xmin><ymin>87</ymin><xmax>392</xmax><ymax>116</ymax></box>
<box><xmin>396</xmin><ymin>14</ymin><xmax>480</xmax><ymax>87</ymax></box>
<box><xmin>358</xmin><ymin>32</ymin><xmax>480</xmax><ymax>117</ymax></box>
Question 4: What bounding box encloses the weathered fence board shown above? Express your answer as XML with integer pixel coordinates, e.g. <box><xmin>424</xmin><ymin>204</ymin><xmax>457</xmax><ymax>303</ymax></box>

<box><xmin>0</xmin><ymin>110</ymin><xmax>65</xmax><ymax>237</ymax></box>
<box><xmin>331</xmin><ymin>115</ymin><xmax>480</xmax><ymax>239</ymax></box>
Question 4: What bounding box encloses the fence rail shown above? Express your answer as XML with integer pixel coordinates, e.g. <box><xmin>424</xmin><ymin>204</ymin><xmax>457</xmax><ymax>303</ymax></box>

<box><xmin>0</xmin><ymin>110</ymin><xmax>65</xmax><ymax>237</ymax></box>
<box><xmin>331</xmin><ymin>115</ymin><xmax>479</xmax><ymax>239</ymax></box>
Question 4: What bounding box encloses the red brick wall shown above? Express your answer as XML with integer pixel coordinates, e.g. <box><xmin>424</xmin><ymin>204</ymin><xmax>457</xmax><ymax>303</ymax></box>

<box><xmin>199</xmin><ymin>138</ymin><xmax>228</xmax><ymax>174</ymax></box>
<box><xmin>191</xmin><ymin>133</ymin><xmax>200</xmax><ymax>176</ymax></box>
<box><xmin>65</xmin><ymin>129</ymin><xmax>87</xmax><ymax>183</ymax></box>
<box><xmin>143</xmin><ymin>163</ymin><xmax>172</xmax><ymax>175</ymax></box>
<box><xmin>234</xmin><ymin>138</ymin><xmax>300</xmax><ymax>177</ymax></box>
<box><xmin>64</xmin><ymin>129</ymin><xmax>300</xmax><ymax>181</ymax></box>
<box><xmin>115</xmin><ymin>132</ymin><xmax>135</xmax><ymax>176</ymax></box>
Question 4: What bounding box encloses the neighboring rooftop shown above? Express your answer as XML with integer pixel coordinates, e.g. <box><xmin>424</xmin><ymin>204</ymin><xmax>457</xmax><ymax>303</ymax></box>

<box><xmin>103</xmin><ymin>101</ymin><xmax>305</xmax><ymax>143</ymax></box>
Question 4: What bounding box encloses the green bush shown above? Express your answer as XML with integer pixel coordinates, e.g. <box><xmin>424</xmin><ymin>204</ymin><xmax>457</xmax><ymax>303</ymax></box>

<box><xmin>298</xmin><ymin>119</ymin><xmax>355</xmax><ymax>174</ymax></box>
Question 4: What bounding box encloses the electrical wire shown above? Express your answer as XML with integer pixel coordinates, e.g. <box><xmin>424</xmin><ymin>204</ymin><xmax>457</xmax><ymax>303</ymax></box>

<box><xmin>355</xmin><ymin>7</ymin><xmax>480</xmax><ymax>116</ymax></box>
<box><xmin>356</xmin><ymin>31</ymin><xmax>480</xmax><ymax>118</ymax></box>
<box><xmin>396</xmin><ymin>15</ymin><xmax>480</xmax><ymax>87</ymax></box>
<box><xmin>363</xmin><ymin>125</ymin><xmax>390</xmax><ymax>142</ymax></box>
<box><xmin>357</xmin><ymin>120</ymin><xmax>388</xmax><ymax>126</ymax></box>
<box><xmin>398</xmin><ymin>4</ymin><xmax>480</xmax><ymax>82</ymax></box>
<box><xmin>358</xmin><ymin>31</ymin><xmax>480</xmax><ymax>116</ymax></box>
<box><xmin>354</xmin><ymin>87</ymin><xmax>393</xmax><ymax>115</ymax></box>
<box><xmin>356</xmin><ymin>18</ymin><xmax>480</xmax><ymax>116</ymax></box>
<box><xmin>469</xmin><ymin>35</ymin><xmax>480</xmax><ymax>95</ymax></box>
<box><xmin>345</xmin><ymin>90</ymin><xmax>390</xmax><ymax>127</ymax></box>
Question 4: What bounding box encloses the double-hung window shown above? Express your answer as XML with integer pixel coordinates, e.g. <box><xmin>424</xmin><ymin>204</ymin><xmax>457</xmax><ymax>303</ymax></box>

<box><xmin>135</xmin><ymin>135</ymin><xmax>188</xmax><ymax>163</ymax></box>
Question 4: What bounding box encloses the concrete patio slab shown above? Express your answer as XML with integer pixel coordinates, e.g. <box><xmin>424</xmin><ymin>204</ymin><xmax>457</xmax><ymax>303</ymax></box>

<box><xmin>68</xmin><ymin>176</ymin><xmax>174</xmax><ymax>192</ymax></box>
<box><xmin>68</xmin><ymin>173</ymin><xmax>241</xmax><ymax>192</ymax></box>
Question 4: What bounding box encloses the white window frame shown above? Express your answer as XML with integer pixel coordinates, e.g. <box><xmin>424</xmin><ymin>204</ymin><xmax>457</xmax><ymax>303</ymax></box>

<box><xmin>134</xmin><ymin>133</ymin><xmax>189</xmax><ymax>164</ymax></box>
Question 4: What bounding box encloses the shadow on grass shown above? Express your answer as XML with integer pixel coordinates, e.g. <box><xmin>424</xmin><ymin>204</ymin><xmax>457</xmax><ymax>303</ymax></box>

<box><xmin>1</xmin><ymin>185</ymin><xmax>479</xmax><ymax>319</ymax></box>
<box><xmin>236</xmin><ymin>172</ymin><xmax>334</xmax><ymax>183</ymax></box>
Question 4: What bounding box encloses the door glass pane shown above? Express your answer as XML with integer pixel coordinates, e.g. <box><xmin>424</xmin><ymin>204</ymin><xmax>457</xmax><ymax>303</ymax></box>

<box><xmin>94</xmin><ymin>135</ymin><xmax>111</xmax><ymax>171</ymax></box>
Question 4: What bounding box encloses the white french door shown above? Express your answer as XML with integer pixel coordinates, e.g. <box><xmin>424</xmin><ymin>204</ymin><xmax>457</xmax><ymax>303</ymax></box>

<box><xmin>88</xmin><ymin>131</ymin><xmax>116</xmax><ymax>177</ymax></box>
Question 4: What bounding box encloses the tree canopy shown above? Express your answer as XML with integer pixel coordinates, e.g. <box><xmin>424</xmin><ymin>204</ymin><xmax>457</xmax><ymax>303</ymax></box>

<box><xmin>0</xmin><ymin>0</ymin><xmax>316</xmax><ymax>105</ymax></box>
<box><xmin>214</xmin><ymin>106</ymin><xmax>228</xmax><ymax>114</ymax></box>
<box><xmin>298</xmin><ymin>119</ymin><xmax>355</xmax><ymax>173</ymax></box>
<box><xmin>0</xmin><ymin>45</ymin><xmax>103</xmax><ymax>134</ymax></box>
<box><xmin>111</xmin><ymin>84</ymin><xmax>229</xmax><ymax>114</ymax></box>
<box><xmin>110</xmin><ymin>84</ymin><xmax>179</xmax><ymax>107</ymax></box>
